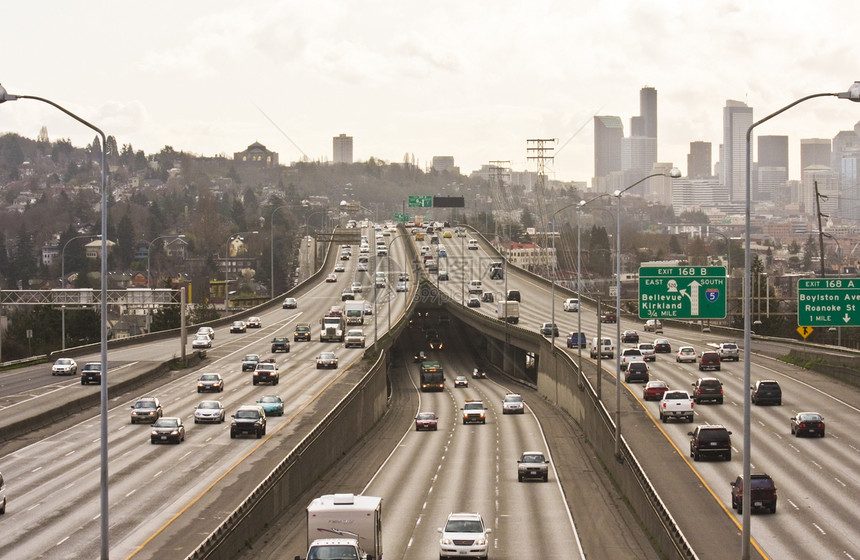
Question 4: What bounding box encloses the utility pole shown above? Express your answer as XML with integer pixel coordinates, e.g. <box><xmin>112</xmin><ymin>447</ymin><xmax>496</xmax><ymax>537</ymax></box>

<box><xmin>814</xmin><ymin>179</ymin><xmax>828</xmax><ymax>278</ymax></box>
<box><xmin>527</xmin><ymin>139</ymin><xmax>557</xmax><ymax>277</ymax></box>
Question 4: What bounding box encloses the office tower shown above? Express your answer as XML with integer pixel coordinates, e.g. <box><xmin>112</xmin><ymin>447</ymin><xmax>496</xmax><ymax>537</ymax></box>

<box><xmin>800</xmin><ymin>138</ymin><xmax>831</xmax><ymax>172</ymax></box>
<box><xmin>333</xmin><ymin>134</ymin><xmax>353</xmax><ymax>164</ymax></box>
<box><xmin>722</xmin><ymin>100</ymin><xmax>753</xmax><ymax>202</ymax></box>
<box><xmin>687</xmin><ymin>141</ymin><xmax>712</xmax><ymax>179</ymax></box>
<box><xmin>432</xmin><ymin>156</ymin><xmax>455</xmax><ymax>173</ymax></box>
<box><xmin>756</xmin><ymin>135</ymin><xmax>788</xmax><ymax>202</ymax></box>
<box><xmin>622</xmin><ymin>136</ymin><xmax>658</xmax><ymax>181</ymax></box>
<box><xmin>631</xmin><ymin>86</ymin><xmax>657</xmax><ymax>139</ymax></box>
<box><xmin>594</xmin><ymin>116</ymin><xmax>624</xmax><ymax>179</ymax></box>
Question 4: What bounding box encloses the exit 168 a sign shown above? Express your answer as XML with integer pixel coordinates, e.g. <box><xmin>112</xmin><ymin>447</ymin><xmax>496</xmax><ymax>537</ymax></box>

<box><xmin>638</xmin><ymin>266</ymin><xmax>726</xmax><ymax>320</ymax></box>
<box><xmin>798</xmin><ymin>278</ymin><xmax>860</xmax><ymax>326</ymax></box>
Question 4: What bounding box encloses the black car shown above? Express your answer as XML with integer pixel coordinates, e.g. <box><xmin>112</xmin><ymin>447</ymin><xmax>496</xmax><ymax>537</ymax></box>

<box><xmin>150</xmin><ymin>417</ymin><xmax>185</xmax><ymax>444</ymax></box>
<box><xmin>230</xmin><ymin>405</ymin><xmax>267</xmax><ymax>438</ymax></box>
<box><xmin>790</xmin><ymin>412</ymin><xmax>825</xmax><ymax>437</ymax></box>
<box><xmin>731</xmin><ymin>474</ymin><xmax>777</xmax><ymax>514</ymax></box>
<box><xmin>688</xmin><ymin>424</ymin><xmax>732</xmax><ymax>461</ymax></box>
<box><xmin>622</xmin><ymin>330</ymin><xmax>640</xmax><ymax>343</ymax></box>
<box><xmin>271</xmin><ymin>337</ymin><xmax>290</xmax><ymax>353</ymax></box>
<box><xmin>625</xmin><ymin>361</ymin><xmax>650</xmax><ymax>383</ymax></box>
<box><xmin>692</xmin><ymin>377</ymin><xmax>724</xmax><ymax>404</ymax></box>
<box><xmin>80</xmin><ymin>362</ymin><xmax>101</xmax><ymax>385</ymax></box>
<box><xmin>751</xmin><ymin>380</ymin><xmax>782</xmax><ymax>405</ymax></box>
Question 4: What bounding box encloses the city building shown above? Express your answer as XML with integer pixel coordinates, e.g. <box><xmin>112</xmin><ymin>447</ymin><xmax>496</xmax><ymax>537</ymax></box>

<box><xmin>722</xmin><ymin>100</ymin><xmax>753</xmax><ymax>203</ymax></box>
<box><xmin>593</xmin><ymin>115</ymin><xmax>624</xmax><ymax>189</ymax></box>
<box><xmin>687</xmin><ymin>141</ymin><xmax>712</xmax><ymax>179</ymax></box>
<box><xmin>800</xmin><ymin>138</ymin><xmax>831</xmax><ymax>172</ymax></box>
<box><xmin>333</xmin><ymin>134</ymin><xmax>353</xmax><ymax>164</ymax></box>
<box><xmin>233</xmin><ymin>142</ymin><xmax>279</xmax><ymax>167</ymax></box>
<box><xmin>432</xmin><ymin>156</ymin><xmax>456</xmax><ymax>173</ymax></box>
<box><xmin>756</xmin><ymin>135</ymin><xmax>788</xmax><ymax>202</ymax></box>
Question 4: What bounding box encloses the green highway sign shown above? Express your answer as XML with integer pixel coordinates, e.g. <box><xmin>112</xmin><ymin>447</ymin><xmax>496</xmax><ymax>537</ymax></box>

<box><xmin>394</xmin><ymin>212</ymin><xmax>409</xmax><ymax>223</ymax></box>
<box><xmin>639</xmin><ymin>266</ymin><xmax>726</xmax><ymax>320</ymax></box>
<box><xmin>797</xmin><ymin>278</ymin><xmax>860</xmax><ymax>326</ymax></box>
<box><xmin>408</xmin><ymin>195</ymin><xmax>433</xmax><ymax>208</ymax></box>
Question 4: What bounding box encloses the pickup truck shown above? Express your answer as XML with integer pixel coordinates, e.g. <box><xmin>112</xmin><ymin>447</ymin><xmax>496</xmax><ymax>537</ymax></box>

<box><xmin>658</xmin><ymin>390</ymin><xmax>695</xmax><ymax>423</ymax></box>
<box><xmin>253</xmin><ymin>360</ymin><xmax>279</xmax><ymax>385</ymax></box>
<box><xmin>619</xmin><ymin>348</ymin><xmax>642</xmax><ymax>371</ymax></box>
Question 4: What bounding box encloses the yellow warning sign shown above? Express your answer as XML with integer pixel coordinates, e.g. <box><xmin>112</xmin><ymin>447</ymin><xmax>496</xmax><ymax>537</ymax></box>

<box><xmin>797</xmin><ymin>326</ymin><xmax>814</xmax><ymax>339</ymax></box>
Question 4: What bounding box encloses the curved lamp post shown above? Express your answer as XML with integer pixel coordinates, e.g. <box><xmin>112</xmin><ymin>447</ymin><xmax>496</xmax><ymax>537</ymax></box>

<box><xmin>1</xmin><ymin>83</ymin><xmax>111</xmax><ymax>559</ymax></box>
<box><xmin>60</xmin><ymin>234</ymin><xmax>98</xmax><ymax>350</ymax></box>
<box><xmin>740</xmin><ymin>81</ymin><xmax>860</xmax><ymax>560</ymax></box>
<box><xmin>613</xmin><ymin>168</ymin><xmax>681</xmax><ymax>460</ymax></box>
<box><xmin>224</xmin><ymin>231</ymin><xmax>259</xmax><ymax>313</ymax></box>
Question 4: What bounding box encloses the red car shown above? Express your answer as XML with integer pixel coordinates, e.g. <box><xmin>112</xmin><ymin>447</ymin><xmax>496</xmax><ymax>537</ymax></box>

<box><xmin>643</xmin><ymin>380</ymin><xmax>669</xmax><ymax>401</ymax></box>
<box><xmin>415</xmin><ymin>412</ymin><xmax>438</xmax><ymax>431</ymax></box>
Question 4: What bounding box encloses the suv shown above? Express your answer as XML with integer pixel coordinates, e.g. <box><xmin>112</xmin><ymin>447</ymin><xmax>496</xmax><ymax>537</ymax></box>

<box><xmin>698</xmin><ymin>350</ymin><xmax>721</xmax><ymax>371</ymax></box>
<box><xmin>539</xmin><ymin>322</ymin><xmax>559</xmax><ymax>337</ymax></box>
<box><xmin>271</xmin><ymin>336</ymin><xmax>290</xmax><ymax>353</ymax></box>
<box><xmin>130</xmin><ymin>397</ymin><xmax>163</xmax><ymax>424</ymax></box>
<box><xmin>636</xmin><ymin>342</ymin><xmax>656</xmax><ymax>362</ymax></box>
<box><xmin>230</xmin><ymin>404</ymin><xmax>267</xmax><ymax>438</ymax></box>
<box><xmin>751</xmin><ymin>380</ymin><xmax>782</xmax><ymax>405</ymax></box>
<box><xmin>293</xmin><ymin>323</ymin><xmax>311</xmax><ymax>342</ymax></box>
<box><xmin>566</xmin><ymin>332</ymin><xmax>587</xmax><ymax>349</ymax></box>
<box><xmin>438</xmin><ymin>512</ymin><xmax>492</xmax><ymax>559</ymax></box>
<box><xmin>731</xmin><ymin>474</ymin><xmax>777</xmax><ymax>514</ymax></box>
<box><xmin>80</xmin><ymin>362</ymin><xmax>102</xmax><ymax>385</ymax></box>
<box><xmin>345</xmin><ymin>328</ymin><xmax>366</xmax><ymax>348</ymax></box>
<box><xmin>506</xmin><ymin>290</ymin><xmax>521</xmax><ymax>302</ymax></box>
<box><xmin>502</xmin><ymin>393</ymin><xmax>525</xmax><ymax>414</ymax></box>
<box><xmin>253</xmin><ymin>361</ymin><xmax>279</xmax><ymax>385</ymax></box>
<box><xmin>692</xmin><ymin>377</ymin><xmax>724</xmax><ymax>404</ymax></box>
<box><xmin>619</xmin><ymin>348</ymin><xmax>643</xmax><ymax>371</ymax></box>
<box><xmin>643</xmin><ymin>319</ymin><xmax>663</xmax><ymax>333</ymax></box>
<box><xmin>717</xmin><ymin>342</ymin><xmax>740</xmax><ymax>361</ymax></box>
<box><xmin>688</xmin><ymin>424</ymin><xmax>732</xmax><ymax>461</ymax></box>
<box><xmin>462</xmin><ymin>400</ymin><xmax>486</xmax><ymax>424</ymax></box>
<box><xmin>517</xmin><ymin>451</ymin><xmax>550</xmax><ymax>482</ymax></box>
<box><xmin>241</xmin><ymin>354</ymin><xmax>260</xmax><ymax>371</ymax></box>
<box><xmin>625</xmin><ymin>360</ymin><xmax>650</xmax><ymax>383</ymax></box>
<box><xmin>563</xmin><ymin>298</ymin><xmax>579</xmax><ymax>312</ymax></box>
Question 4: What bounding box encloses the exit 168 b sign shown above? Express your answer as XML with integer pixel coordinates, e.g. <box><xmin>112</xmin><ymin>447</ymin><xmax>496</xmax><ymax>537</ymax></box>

<box><xmin>638</xmin><ymin>266</ymin><xmax>727</xmax><ymax>320</ymax></box>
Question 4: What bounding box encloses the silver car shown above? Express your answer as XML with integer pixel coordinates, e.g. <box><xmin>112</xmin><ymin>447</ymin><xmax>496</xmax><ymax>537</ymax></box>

<box><xmin>518</xmin><ymin>451</ymin><xmax>550</xmax><ymax>482</ymax></box>
<box><xmin>194</xmin><ymin>400</ymin><xmax>226</xmax><ymax>424</ymax></box>
<box><xmin>51</xmin><ymin>358</ymin><xmax>78</xmax><ymax>376</ymax></box>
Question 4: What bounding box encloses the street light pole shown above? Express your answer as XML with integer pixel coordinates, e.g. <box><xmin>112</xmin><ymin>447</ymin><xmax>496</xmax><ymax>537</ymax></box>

<box><xmin>60</xmin><ymin>234</ymin><xmax>97</xmax><ymax>350</ymax></box>
<box><xmin>613</xmin><ymin>169</ymin><xmax>680</xmax><ymax>460</ymax></box>
<box><xmin>741</xmin><ymin>81</ymin><xmax>859</xmax><ymax>560</ymax></box>
<box><xmin>1</xmin><ymin>83</ymin><xmax>112</xmax><ymax>559</ymax></box>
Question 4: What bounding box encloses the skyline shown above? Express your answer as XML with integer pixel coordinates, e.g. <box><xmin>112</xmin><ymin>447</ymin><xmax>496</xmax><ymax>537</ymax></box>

<box><xmin>2</xmin><ymin>1</ymin><xmax>860</xmax><ymax>185</ymax></box>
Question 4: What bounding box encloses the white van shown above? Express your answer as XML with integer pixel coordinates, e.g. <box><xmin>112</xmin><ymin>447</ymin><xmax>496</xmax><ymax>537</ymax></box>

<box><xmin>589</xmin><ymin>337</ymin><xmax>615</xmax><ymax>359</ymax></box>
<box><xmin>468</xmin><ymin>279</ymin><xmax>483</xmax><ymax>294</ymax></box>
<box><xmin>468</xmin><ymin>239</ymin><xmax>479</xmax><ymax>250</ymax></box>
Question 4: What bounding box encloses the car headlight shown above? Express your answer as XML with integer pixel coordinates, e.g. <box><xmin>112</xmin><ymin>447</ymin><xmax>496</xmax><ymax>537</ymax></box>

<box><xmin>475</xmin><ymin>537</ymin><xmax>488</xmax><ymax>546</ymax></box>
<box><xmin>441</xmin><ymin>537</ymin><xmax>452</xmax><ymax>545</ymax></box>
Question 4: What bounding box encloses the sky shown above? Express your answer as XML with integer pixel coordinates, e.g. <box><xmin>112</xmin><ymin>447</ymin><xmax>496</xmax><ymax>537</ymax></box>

<box><xmin>2</xmin><ymin>0</ymin><xmax>860</xmax><ymax>185</ymax></box>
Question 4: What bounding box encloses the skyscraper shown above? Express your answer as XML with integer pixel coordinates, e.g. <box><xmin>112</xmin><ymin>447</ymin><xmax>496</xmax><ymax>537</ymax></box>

<box><xmin>687</xmin><ymin>141</ymin><xmax>712</xmax><ymax>179</ymax></box>
<box><xmin>333</xmin><ymin>134</ymin><xmax>353</xmax><ymax>164</ymax></box>
<box><xmin>722</xmin><ymin>100</ymin><xmax>753</xmax><ymax>202</ymax></box>
<box><xmin>594</xmin><ymin>116</ymin><xmax>624</xmax><ymax>179</ymax></box>
<box><xmin>632</xmin><ymin>86</ymin><xmax>657</xmax><ymax>139</ymax></box>
<box><xmin>756</xmin><ymin>135</ymin><xmax>788</xmax><ymax>202</ymax></box>
<box><xmin>800</xmin><ymin>138</ymin><xmax>831</xmax><ymax>172</ymax></box>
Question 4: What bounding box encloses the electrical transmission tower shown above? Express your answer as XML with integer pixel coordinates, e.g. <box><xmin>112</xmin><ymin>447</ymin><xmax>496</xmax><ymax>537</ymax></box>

<box><xmin>527</xmin><ymin>138</ymin><xmax>557</xmax><ymax>276</ymax></box>
<box><xmin>488</xmin><ymin>160</ymin><xmax>512</xmax><ymax>241</ymax></box>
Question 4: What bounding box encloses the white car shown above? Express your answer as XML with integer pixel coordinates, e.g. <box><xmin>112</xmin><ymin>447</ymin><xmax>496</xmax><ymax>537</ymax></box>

<box><xmin>51</xmin><ymin>358</ymin><xmax>78</xmax><ymax>376</ymax></box>
<box><xmin>676</xmin><ymin>346</ymin><xmax>697</xmax><ymax>363</ymax></box>
<box><xmin>196</xmin><ymin>326</ymin><xmax>215</xmax><ymax>340</ymax></box>
<box><xmin>637</xmin><ymin>342</ymin><xmax>656</xmax><ymax>362</ymax></box>
<box><xmin>439</xmin><ymin>512</ymin><xmax>491</xmax><ymax>558</ymax></box>
<box><xmin>351</xmin><ymin>281</ymin><xmax>363</xmax><ymax>293</ymax></box>
<box><xmin>192</xmin><ymin>334</ymin><xmax>212</xmax><ymax>349</ymax></box>
<box><xmin>563</xmin><ymin>298</ymin><xmax>580</xmax><ymax>312</ymax></box>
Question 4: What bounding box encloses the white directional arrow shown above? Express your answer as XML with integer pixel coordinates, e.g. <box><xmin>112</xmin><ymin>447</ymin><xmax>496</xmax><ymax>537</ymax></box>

<box><xmin>844</xmin><ymin>313</ymin><xmax>851</xmax><ymax>323</ymax></box>
<box><xmin>679</xmin><ymin>281</ymin><xmax>702</xmax><ymax>316</ymax></box>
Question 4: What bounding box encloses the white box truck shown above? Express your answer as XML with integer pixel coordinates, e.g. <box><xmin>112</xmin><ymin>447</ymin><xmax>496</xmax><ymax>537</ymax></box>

<box><xmin>497</xmin><ymin>300</ymin><xmax>519</xmax><ymax>324</ymax></box>
<box><xmin>297</xmin><ymin>493</ymin><xmax>382</xmax><ymax>560</ymax></box>
<box><xmin>344</xmin><ymin>300</ymin><xmax>365</xmax><ymax>325</ymax></box>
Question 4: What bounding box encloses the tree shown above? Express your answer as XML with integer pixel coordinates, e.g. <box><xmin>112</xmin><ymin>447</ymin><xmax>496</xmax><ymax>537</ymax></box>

<box><xmin>802</xmin><ymin>235</ymin><xmax>817</xmax><ymax>271</ymax></box>
<box><xmin>115</xmin><ymin>211</ymin><xmax>136</xmax><ymax>269</ymax></box>
<box><xmin>668</xmin><ymin>235</ymin><xmax>682</xmax><ymax>255</ymax></box>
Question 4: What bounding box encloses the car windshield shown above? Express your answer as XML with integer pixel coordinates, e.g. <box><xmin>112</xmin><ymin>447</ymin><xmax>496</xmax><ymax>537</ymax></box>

<box><xmin>504</xmin><ymin>395</ymin><xmax>523</xmax><ymax>403</ymax></box>
<box><xmin>135</xmin><ymin>401</ymin><xmax>156</xmax><ymax>409</ymax></box>
<box><xmin>307</xmin><ymin>546</ymin><xmax>359</xmax><ymax>560</ymax></box>
<box><xmin>320</xmin><ymin>353</ymin><xmax>335</xmax><ymax>359</ymax></box>
<box><xmin>259</xmin><ymin>396</ymin><xmax>280</xmax><ymax>403</ymax></box>
<box><xmin>445</xmin><ymin>520</ymin><xmax>484</xmax><ymax>533</ymax></box>
<box><xmin>296</xmin><ymin>326</ymin><xmax>309</xmax><ymax>332</ymax></box>
<box><xmin>236</xmin><ymin>410</ymin><xmax>260</xmax><ymax>419</ymax></box>
<box><xmin>417</xmin><ymin>413</ymin><xmax>435</xmax><ymax>420</ymax></box>
<box><xmin>154</xmin><ymin>419</ymin><xmax>177</xmax><ymax>427</ymax></box>
<box><xmin>57</xmin><ymin>359</ymin><xmax>72</xmax><ymax>365</ymax></box>
<box><xmin>464</xmin><ymin>403</ymin><xmax>483</xmax><ymax>410</ymax></box>
<box><xmin>201</xmin><ymin>375</ymin><xmax>218</xmax><ymax>381</ymax></box>
<box><xmin>523</xmin><ymin>454</ymin><xmax>544</xmax><ymax>463</ymax></box>
<box><xmin>198</xmin><ymin>402</ymin><xmax>220</xmax><ymax>409</ymax></box>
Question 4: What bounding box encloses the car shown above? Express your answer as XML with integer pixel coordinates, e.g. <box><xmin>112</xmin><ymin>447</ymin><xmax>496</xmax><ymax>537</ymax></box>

<box><xmin>428</xmin><ymin>337</ymin><xmax>444</xmax><ymax>350</ymax></box>
<box><xmin>701</xmin><ymin>323</ymin><xmax>712</xmax><ymax>332</ymax></box>
<box><xmin>340</xmin><ymin>251</ymin><xmax>350</xmax><ymax>260</ymax></box>
<box><xmin>414</xmin><ymin>350</ymin><xmax>428</xmax><ymax>363</ymax></box>
<box><xmin>619</xmin><ymin>348</ymin><xmax>643</xmax><ymax>371</ymax></box>
<box><xmin>246</xmin><ymin>316</ymin><xmax>262</xmax><ymax>328</ymax></box>
<box><xmin>150</xmin><ymin>417</ymin><xmax>185</xmax><ymax>444</ymax></box>
<box><xmin>345</xmin><ymin>328</ymin><xmax>366</xmax><ymax>348</ymax></box>
<box><xmin>293</xmin><ymin>323</ymin><xmax>311</xmax><ymax>342</ymax></box>
<box><xmin>751</xmin><ymin>380</ymin><xmax>782</xmax><ymax>405</ymax></box>
<box><xmin>454</xmin><ymin>376</ymin><xmax>469</xmax><ymax>388</ymax></box>
<box><xmin>590</xmin><ymin>336</ymin><xmax>615</xmax><ymax>359</ymax></box>
<box><xmin>396</xmin><ymin>281</ymin><xmax>408</xmax><ymax>292</ymax></box>
<box><xmin>518</xmin><ymin>451</ymin><xmax>550</xmax><ymax>482</ymax></box>
<box><xmin>692</xmin><ymin>377</ymin><xmax>724</xmax><ymax>404</ymax></box>
<box><xmin>194</xmin><ymin>400</ymin><xmax>226</xmax><ymax>424</ymax></box>
<box><xmin>502</xmin><ymin>393</ymin><xmax>525</xmax><ymax>414</ymax></box>
<box><xmin>688</xmin><ymin>424</ymin><xmax>732</xmax><ymax>461</ymax></box>
<box><xmin>731</xmin><ymin>474</ymin><xmax>777</xmax><ymax>514</ymax></box>
<box><xmin>438</xmin><ymin>512</ymin><xmax>491</xmax><ymax>559</ymax></box>
<box><xmin>334</xmin><ymin>263</ymin><xmax>346</xmax><ymax>273</ymax></box>
<box><xmin>375</xmin><ymin>277</ymin><xmax>387</xmax><ymax>288</ymax></box>
<box><xmin>256</xmin><ymin>395</ymin><xmax>284</xmax><ymax>416</ymax></box>
<box><xmin>341</xmin><ymin>288</ymin><xmax>355</xmax><ymax>300</ymax></box>
<box><xmin>563</xmin><ymin>298</ymin><xmax>580</xmax><ymax>312</ymax></box>
<box><xmin>643</xmin><ymin>380</ymin><xmax>669</xmax><ymax>401</ymax></box>
<box><xmin>717</xmin><ymin>342</ymin><xmax>740</xmax><ymax>361</ymax></box>
<box><xmin>131</xmin><ymin>397</ymin><xmax>163</xmax><ymax>424</ymax></box>
<box><xmin>197</xmin><ymin>373</ymin><xmax>225</xmax><ymax>393</ymax></box>
<box><xmin>325</xmin><ymin>273</ymin><xmax>337</xmax><ymax>283</ymax></box>
<box><xmin>192</xmin><ymin>334</ymin><xmax>212</xmax><ymax>349</ymax></box>
<box><xmin>351</xmin><ymin>281</ymin><xmax>363</xmax><ymax>293</ymax></box>
<box><xmin>253</xmin><ymin>360</ymin><xmax>279</xmax><ymax>385</ymax></box>
<box><xmin>357</xmin><ymin>262</ymin><xmax>369</xmax><ymax>272</ymax></box>
<box><xmin>0</xmin><ymin>471</ymin><xmax>5</xmax><ymax>514</ymax></box>
<box><xmin>637</xmin><ymin>342</ymin><xmax>656</xmax><ymax>362</ymax></box>
<box><xmin>790</xmin><ymin>412</ymin><xmax>825</xmax><ymax>437</ymax></box>
<box><xmin>364</xmin><ymin>303</ymin><xmax>374</xmax><ymax>315</ymax></box>
<box><xmin>566</xmin><ymin>332</ymin><xmax>587</xmax><ymax>349</ymax></box>
<box><xmin>196</xmin><ymin>326</ymin><xmax>215</xmax><ymax>340</ymax></box>
<box><xmin>51</xmin><ymin>357</ymin><xmax>78</xmax><ymax>376</ymax></box>
<box><xmin>415</xmin><ymin>412</ymin><xmax>438</xmax><ymax>431</ymax></box>
<box><xmin>316</xmin><ymin>352</ymin><xmax>338</xmax><ymax>369</ymax></box>
<box><xmin>438</xmin><ymin>248</ymin><xmax>448</xmax><ymax>258</ymax></box>
<box><xmin>472</xmin><ymin>367</ymin><xmax>487</xmax><ymax>379</ymax></box>
<box><xmin>676</xmin><ymin>346</ymin><xmax>697</xmax><ymax>363</ymax></box>
<box><xmin>462</xmin><ymin>400</ymin><xmax>486</xmax><ymax>424</ymax></box>
<box><xmin>443</xmin><ymin>230</ymin><xmax>453</xmax><ymax>238</ymax></box>
<box><xmin>80</xmin><ymin>362</ymin><xmax>101</xmax><ymax>385</ymax></box>
<box><xmin>653</xmin><ymin>339</ymin><xmax>671</xmax><ymax>353</ymax></box>
<box><xmin>698</xmin><ymin>351</ymin><xmax>721</xmax><ymax>371</ymax></box>
<box><xmin>438</xmin><ymin>270</ymin><xmax>449</xmax><ymax>281</ymax></box>
<box><xmin>271</xmin><ymin>336</ymin><xmax>290</xmax><ymax>352</ymax></box>
<box><xmin>506</xmin><ymin>290</ymin><xmax>521</xmax><ymax>302</ymax></box>
<box><xmin>643</xmin><ymin>319</ymin><xmax>663</xmax><ymax>333</ymax></box>
<box><xmin>242</xmin><ymin>354</ymin><xmax>261</xmax><ymax>371</ymax></box>
<box><xmin>230</xmin><ymin>320</ymin><xmax>247</xmax><ymax>333</ymax></box>
<box><xmin>467</xmin><ymin>297</ymin><xmax>481</xmax><ymax>308</ymax></box>
<box><xmin>625</xmin><ymin>360</ymin><xmax>650</xmax><ymax>383</ymax></box>
<box><xmin>481</xmin><ymin>291</ymin><xmax>495</xmax><ymax>303</ymax></box>
<box><xmin>622</xmin><ymin>330</ymin><xmax>640</xmax><ymax>343</ymax></box>
<box><xmin>230</xmin><ymin>404</ymin><xmax>267</xmax><ymax>438</ymax></box>
<box><xmin>282</xmin><ymin>297</ymin><xmax>298</xmax><ymax>309</ymax></box>
<box><xmin>539</xmin><ymin>322</ymin><xmax>560</xmax><ymax>337</ymax></box>
<box><xmin>398</xmin><ymin>272</ymin><xmax>410</xmax><ymax>282</ymax></box>
<box><xmin>601</xmin><ymin>312</ymin><xmax>616</xmax><ymax>323</ymax></box>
